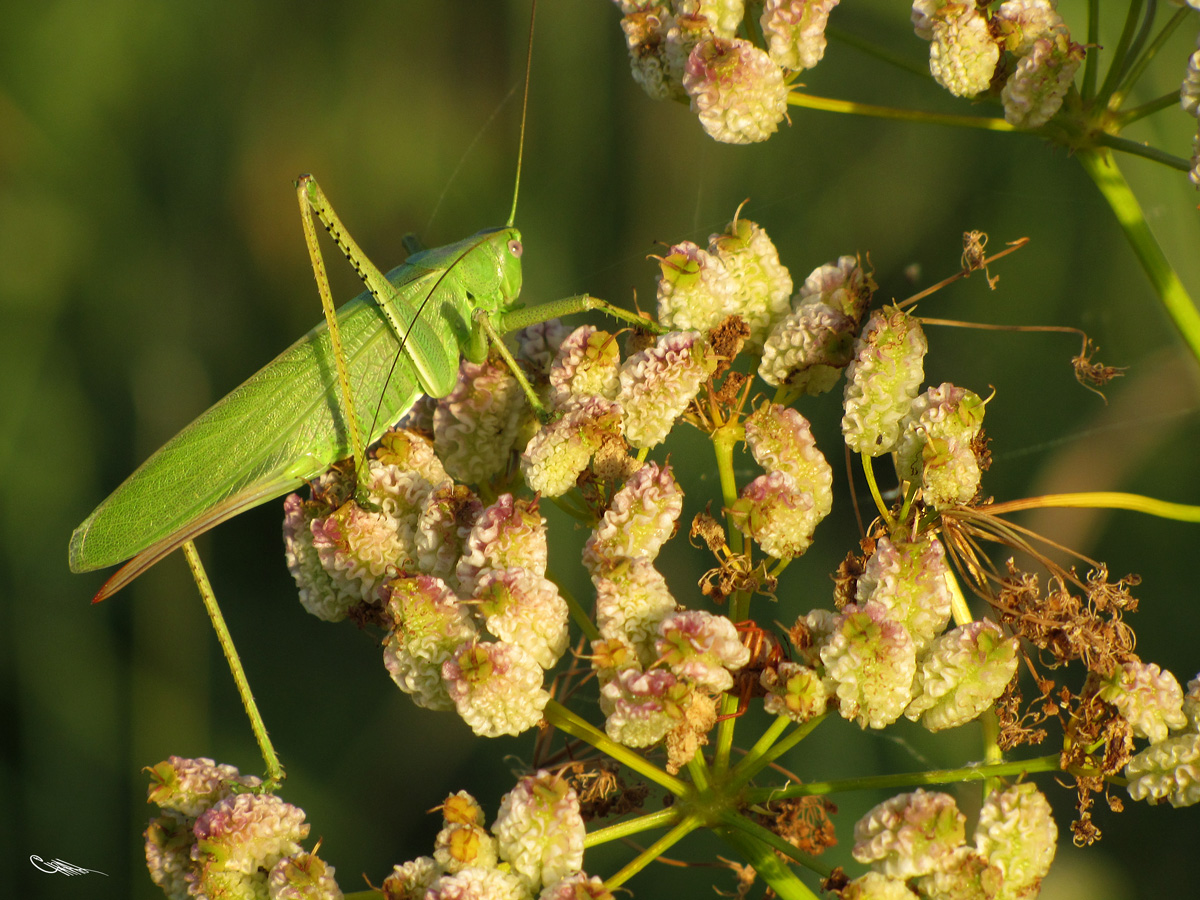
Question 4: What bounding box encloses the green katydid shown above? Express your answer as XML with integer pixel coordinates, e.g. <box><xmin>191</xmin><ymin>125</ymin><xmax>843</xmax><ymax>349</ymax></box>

<box><xmin>68</xmin><ymin>13</ymin><xmax>654</xmax><ymax>604</ymax></box>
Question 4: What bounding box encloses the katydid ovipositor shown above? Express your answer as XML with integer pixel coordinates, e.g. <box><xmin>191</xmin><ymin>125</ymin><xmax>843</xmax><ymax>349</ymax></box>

<box><xmin>68</xmin><ymin>12</ymin><xmax>650</xmax><ymax>603</ymax></box>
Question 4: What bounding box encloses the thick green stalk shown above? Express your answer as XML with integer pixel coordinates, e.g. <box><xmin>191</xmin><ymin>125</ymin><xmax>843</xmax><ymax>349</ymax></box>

<box><xmin>1076</xmin><ymin>149</ymin><xmax>1200</xmax><ymax>367</ymax></box>
<box><xmin>604</xmin><ymin>815</ymin><xmax>703</xmax><ymax>888</ymax></box>
<box><xmin>584</xmin><ymin>808</ymin><xmax>681</xmax><ymax>848</ymax></box>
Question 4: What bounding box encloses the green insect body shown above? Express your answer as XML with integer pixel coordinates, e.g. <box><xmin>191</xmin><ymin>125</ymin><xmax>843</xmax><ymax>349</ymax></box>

<box><xmin>69</xmin><ymin>225</ymin><xmax>524</xmax><ymax>599</ymax></box>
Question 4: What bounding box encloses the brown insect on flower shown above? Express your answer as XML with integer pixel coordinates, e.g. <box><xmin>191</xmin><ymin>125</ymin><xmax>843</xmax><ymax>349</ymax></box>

<box><xmin>717</xmin><ymin>620</ymin><xmax>787</xmax><ymax>721</ymax></box>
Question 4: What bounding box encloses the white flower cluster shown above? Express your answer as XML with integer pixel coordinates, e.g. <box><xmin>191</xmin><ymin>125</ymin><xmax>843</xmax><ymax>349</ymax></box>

<box><xmin>849</xmin><ymin>785</ymin><xmax>1057</xmax><ymax>900</ymax></box>
<box><xmin>385</xmin><ymin>776</ymin><xmax>610</xmax><ymax>900</ymax></box>
<box><xmin>914</xmin><ymin>1</ymin><xmax>1084</xmax><ymax>127</ymax></box>
<box><xmin>612</xmin><ymin>1</ymin><xmax>842</xmax><ymax>142</ymax></box>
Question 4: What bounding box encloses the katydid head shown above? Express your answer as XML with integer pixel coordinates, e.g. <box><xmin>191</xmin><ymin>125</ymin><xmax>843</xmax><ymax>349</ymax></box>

<box><xmin>471</xmin><ymin>225</ymin><xmax>524</xmax><ymax>309</ymax></box>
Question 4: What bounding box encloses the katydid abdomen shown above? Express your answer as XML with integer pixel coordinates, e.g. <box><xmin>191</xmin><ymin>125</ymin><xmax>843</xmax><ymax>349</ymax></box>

<box><xmin>69</xmin><ymin>225</ymin><xmax>524</xmax><ymax>599</ymax></box>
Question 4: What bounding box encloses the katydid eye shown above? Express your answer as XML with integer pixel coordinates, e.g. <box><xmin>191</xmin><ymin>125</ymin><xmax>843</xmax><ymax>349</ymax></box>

<box><xmin>508</xmin><ymin>239</ymin><xmax>523</xmax><ymax>258</ymax></box>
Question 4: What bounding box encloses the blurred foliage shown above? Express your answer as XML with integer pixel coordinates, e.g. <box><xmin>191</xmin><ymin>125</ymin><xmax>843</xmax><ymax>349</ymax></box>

<box><xmin>2</xmin><ymin>1</ymin><xmax>1199</xmax><ymax>898</ymax></box>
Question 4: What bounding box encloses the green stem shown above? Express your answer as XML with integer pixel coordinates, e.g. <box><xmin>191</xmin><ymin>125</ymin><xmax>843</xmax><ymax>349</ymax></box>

<box><xmin>1094</xmin><ymin>0</ymin><xmax>1145</xmax><ymax>110</ymax></box>
<box><xmin>1081</xmin><ymin>0</ymin><xmax>1101</xmax><ymax>102</ymax></box>
<box><xmin>730</xmin><ymin>715</ymin><xmax>792</xmax><ymax>785</ymax></box>
<box><xmin>1109</xmin><ymin>0</ymin><xmax>1159</xmax><ymax>109</ymax></box>
<box><xmin>1112</xmin><ymin>90</ymin><xmax>1190</xmax><ymax>128</ymax></box>
<box><xmin>859</xmin><ymin>452</ymin><xmax>894</xmax><ymax>529</ymax></box>
<box><xmin>742</xmin><ymin>753</ymin><xmax>1065</xmax><ymax>804</ymax></box>
<box><xmin>729</xmin><ymin>715</ymin><xmax>827</xmax><ymax>792</ymax></box>
<box><xmin>604</xmin><ymin>815</ymin><xmax>702</xmax><ymax>888</ymax></box>
<box><xmin>687</xmin><ymin>748</ymin><xmax>711</xmax><ymax>791</ymax></box>
<box><xmin>720</xmin><ymin>812</ymin><xmax>831</xmax><ymax>884</ymax></box>
<box><xmin>1111</xmin><ymin>5</ymin><xmax>1190</xmax><ymax>110</ymax></box>
<box><xmin>713</xmin><ymin>422</ymin><xmax>744</xmax><ymax>556</ymax></box>
<box><xmin>1096</xmin><ymin>132</ymin><xmax>1191</xmax><ymax>171</ymax></box>
<box><xmin>542</xmin><ymin>699</ymin><xmax>687</xmax><ymax>795</ymax></box>
<box><xmin>584</xmin><ymin>807</ymin><xmax>681</xmax><ymax>848</ymax></box>
<box><xmin>986</xmin><ymin>490</ymin><xmax>1200</xmax><ymax>523</ymax></box>
<box><xmin>1076</xmin><ymin>148</ymin><xmax>1200</xmax><ymax>367</ymax></box>
<box><xmin>787</xmin><ymin>92</ymin><xmax>1015</xmax><ymax>133</ymax></box>
<box><xmin>555</xmin><ymin>580</ymin><xmax>600</xmax><ymax>643</ymax></box>
<box><xmin>182</xmin><ymin>541</ymin><xmax>283</xmax><ymax>788</ymax></box>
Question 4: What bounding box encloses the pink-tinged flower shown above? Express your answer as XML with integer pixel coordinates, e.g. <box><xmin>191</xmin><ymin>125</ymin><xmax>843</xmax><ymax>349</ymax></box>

<box><xmin>852</xmin><ymin>789</ymin><xmax>967</xmax><ymax>879</ymax></box>
<box><xmin>601</xmin><ymin>667</ymin><xmax>693</xmax><ymax>748</ymax></box>
<box><xmin>593</xmin><ymin>557</ymin><xmax>678</xmax><ymax>665</ymax></box>
<box><xmin>619</xmin><ymin>6</ymin><xmax>687</xmax><ymax>103</ymax></box>
<box><xmin>913</xmin><ymin>847</ymin><xmax>1002</xmax><ymax>900</ymax></box>
<box><xmin>795</xmin><ymin>254</ymin><xmax>876</xmax><ymax>321</ymax></box>
<box><xmin>514</xmin><ymin>318</ymin><xmax>571</xmax><ymax>378</ymax></box>
<box><xmin>145</xmin><ymin>812</ymin><xmax>193</xmax><ymax>900</ymax></box>
<box><xmin>759</xmin><ymin>255</ymin><xmax>874</xmax><ymax>393</ymax></box>
<box><xmin>677</xmin><ymin>0</ymin><xmax>746</xmax><ymax>39</ymax></box>
<box><xmin>855</xmin><ymin>537</ymin><xmax>953</xmax><ymax>652</ymax></box>
<box><xmin>656</xmin><ymin>241</ymin><xmax>738</xmax><ymax>338</ymax></box>
<box><xmin>974</xmin><ymin>784</ymin><xmax>1058</xmax><ymax>895</ymax></box>
<box><xmin>374</xmin><ymin>428</ymin><xmax>449</xmax><ymax>485</ymax></box>
<box><xmin>383</xmin><ymin>575</ymin><xmax>477</xmax><ymax>711</ymax></box>
<box><xmin>896</xmin><ymin>382</ymin><xmax>986</xmax><ymax>509</ymax></box>
<box><xmin>381</xmin><ymin>856</ymin><xmax>439</xmax><ymax>900</ymax></box>
<box><xmin>744</xmin><ymin>404</ymin><xmax>833</xmax><ymax>515</ymax></box>
<box><xmin>425</xmin><ymin>866</ymin><xmax>530</xmax><ymax>900</ymax></box>
<box><xmin>821</xmin><ymin>601</ymin><xmax>918</xmax><ymax>729</ymax></box>
<box><xmin>548</xmin><ymin>326</ymin><xmax>622</xmax><ymax>408</ymax></box>
<box><xmin>840</xmin><ymin>871</ymin><xmax>920</xmax><ymax>900</ymax></box>
<box><xmin>905</xmin><ymin>620</ymin><xmax>1019</xmax><ymax>731</ymax></box>
<box><xmin>707</xmin><ymin>214</ymin><xmax>794</xmax><ymax>347</ymax></box>
<box><xmin>1191</xmin><ymin>123</ymin><xmax>1200</xmax><ymax>188</ymax></box>
<box><xmin>1127</xmin><ymin>732</ymin><xmax>1200</xmax><ymax>808</ymax></box>
<box><xmin>758</xmin><ymin>299</ymin><xmax>857</xmax><ymax>394</ymax></box>
<box><xmin>146</xmin><ymin>756</ymin><xmax>261</xmax><ymax>818</ymax></box>
<box><xmin>191</xmin><ymin>793</ymin><xmax>308</xmax><ymax>884</ymax></box>
<box><xmin>1183</xmin><ymin>671</ymin><xmax>1200</xmax><ymax>730</ymax></box>
<box><xmin>434</xmin><ymin>821</ymin><xmax>499</xmax><ymax>874</ymax></box>
<box><xmin>537</xmin><ymin>872</ymin><xmax>614</xmax><ymax>900</ymax></box>
<box><xmin>521</xmin><ymin>397</ymin><xmax>622</xmax><ymax>498</ymax></box>
<box><xmin>416</xmin><ymin>483</ymin><xmax>484</xmax><ymax>589</ymax></box>
<box><xmin>267</xmin><ymin>851</ymin><xmax>343</xmax><ymax>900</ymax></box>
<box><xmin>728</xmin><ymin>470</ymin><xmax>818</xmax><ymax>560</ymax></box>
<box><xmin>761</xmin><ymin>661</ymin><xmax>830</xmax><ymax>722</ymax></box>
<box><xmin>493</xmin><ymin>771</ymin><xmax>585</xmax><ymax>892</ymax></box>
<box><xmin>616</xmin><ymin>331</ymin><xmax>714</xmax><ymax>449</ymax></box>
<box><xmin>588</xmin><ymin>635</ymin><xmax>642</xmax><ymax>685</ymax></box>
<box><xmin>1098</xmin><ymin>659</ymin><xmax>1188</xmax><ymax>743</ymax></box>
<box><xmin>911</xmin><ymin>1</ymin><xmax>951</xmax><ymax>42</ymax></box>
<box><xmin>443</xmin><ymin>640</ymin><xmax>550</xmax><ymax>738</ymax></box>
<box><xmin>476</xmin><ymin>567</ymin><xmax>570</xmax><ymax>670</ymax></box>
<box><xmin>683</xmin><ymin>37</ymin><xmax>789</xmax><ymax>144</ymax></box>
<box><xmin>456</xmin><ymin>495</ymin><xmax>549</xmax><ymax>595</ymax></box>
<box><xmin>928</xmin><ymin>4</ymin><xmax>1000</xmax><ymax>98</ymax></box>
<box><xmin>1001</xmin><ymin>32</ymin><xmax>1084</xmax><ymax>129</ymax></box>
<box><xmin>283</xmin><ymin>456</ymin><xmax>446</xmax><ymax>621</ymax></box>
<box><xmin>583</xmin><ymin>461</ymin><xmax>683</xmax><ymax>571</ymax></box>
<box><xmin>994</xmin><ymin>0</ymin><xmax>1067</xmax><ymax>57</ymax></box>
<box><xmin>761</xmin><ymin>0</ymin><xmax>840</xmax><ymax>71</ymax></box>
<box><xmin>842</xmin><ymin>306</ymin><xmax>928</xmax><ymax>457</ymax></box>
<box><xmin>434</xmin><ymin>358</ymin><xmax>527</xmax><ymax>485</ymax></box>
<box><xmin>655</xmin><ymin>610</ymin><xmax>750</xmax><ymax>692</ymax></box>
<box><xmin>1183</xmin><ymin>40</ymin><xmax>1200</xmax><ymax>117</ymax></box>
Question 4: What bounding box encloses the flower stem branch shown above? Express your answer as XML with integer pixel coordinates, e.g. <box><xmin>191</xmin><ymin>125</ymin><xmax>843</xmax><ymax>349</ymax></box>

<box><xmin>1076</xmin><ymin>148</ymin><xmax>1200</xmax><ymax>366</ymax></box>
<box><xmin>986</xmin><ymin>491</ymin><xmax>1200</xmax><ymax>523</ymax></box>
<box><xmin>584</xmin><ymin>807</ymin><xmax>682</xmax><ymax>848</ymax></box>
<box><xmin>543</xmin><ymin>699</ymin><xmax>687</xmax><ymax>795</ymax></box>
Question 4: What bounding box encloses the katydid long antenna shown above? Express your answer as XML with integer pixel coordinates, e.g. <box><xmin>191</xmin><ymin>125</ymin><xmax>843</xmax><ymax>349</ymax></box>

<box><xmin>508</xmin><ymin>0</ymin><xmax>537</xmax><ymax>228</ymax></box>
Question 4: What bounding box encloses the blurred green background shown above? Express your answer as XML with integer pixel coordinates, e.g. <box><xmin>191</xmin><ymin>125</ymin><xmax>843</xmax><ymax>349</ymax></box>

<box><xmin>3</xmin><ymin>1</ymin><xmax>1199</xmax><ymax>898</ymax></box>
